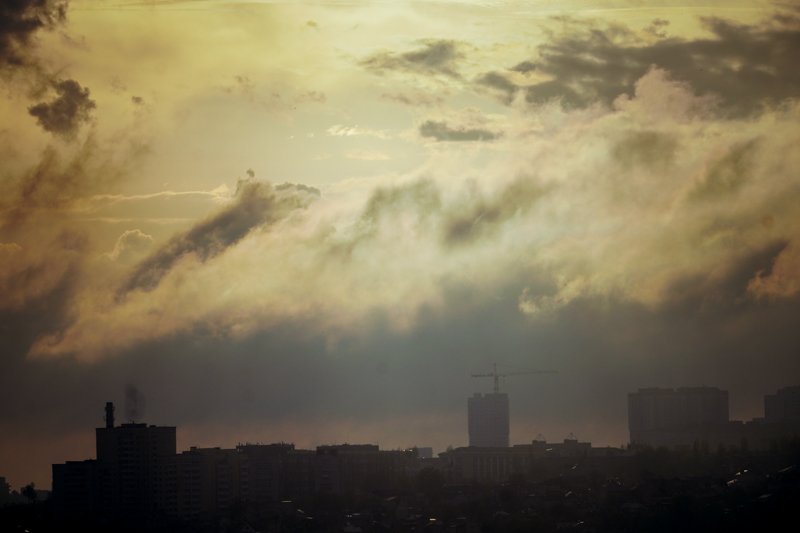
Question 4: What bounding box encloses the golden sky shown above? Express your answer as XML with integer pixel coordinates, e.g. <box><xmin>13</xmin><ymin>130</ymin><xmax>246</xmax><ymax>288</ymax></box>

<box><xmin>1</xmin><ymin>0</ymin><xmax>799</xmax><ymax>488</ymax></box>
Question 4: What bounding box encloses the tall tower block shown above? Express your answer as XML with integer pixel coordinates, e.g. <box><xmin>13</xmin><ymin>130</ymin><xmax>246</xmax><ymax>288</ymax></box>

<box><xmin>468</xmin><ymin>392</ymin><xmax>509</xmax><ymax>447</ymax></box>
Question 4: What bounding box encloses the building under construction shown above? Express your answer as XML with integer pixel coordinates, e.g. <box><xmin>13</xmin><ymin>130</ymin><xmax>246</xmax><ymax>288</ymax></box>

<box><xmin>468</xmin><ymin>392</ymin><xmax>510</xmax><ymax>447</ymax></box>
<box><xmin>468</xmin><ymin>364</ymin><xmax>556</xmax><ymax>448</ymax></box>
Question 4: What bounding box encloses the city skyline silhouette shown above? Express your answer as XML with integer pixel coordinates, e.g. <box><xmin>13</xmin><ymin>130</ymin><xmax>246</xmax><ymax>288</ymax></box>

<box><xmin>2</xmin><ymin>1</ymin><xmax>800</xmax><ymax>530</ymax></box>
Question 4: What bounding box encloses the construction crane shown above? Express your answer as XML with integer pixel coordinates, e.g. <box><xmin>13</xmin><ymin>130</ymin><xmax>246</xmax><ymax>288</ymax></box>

<box><xmin>471</xmin><ymin>363</ymin><xmax>557</xmax><ymax>393</ymax></box>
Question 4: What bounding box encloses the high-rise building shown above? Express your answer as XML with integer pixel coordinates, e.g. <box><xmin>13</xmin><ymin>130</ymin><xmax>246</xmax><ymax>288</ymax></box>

<box><xmin>172</xmin><ymin>447</ymin><xmax>242</xmax><ymax>519</ymax></box>
<box><xmin>764</xmin><ymin>386</ymin><xmax>800</xmax><ymax>421</ymax></box>
<box><xmin>94</xmin><ymin>403</ymin><xmax>176</xmax><ymax>520</ymax></box>
<box><xmin>51</xmin><ymin>460</ymin><xmax>98</xmax><ymax>519</ymax></box>
<box><xmin>628</xmin><ymin>387</ymin><xmax>729</xmax><ymax>448</ymax></box>
<box><xmin>52</xmin><ymin>401</ymin><xmax>177</xmax><ymax>524</ymax></box>
<box><xmin>468</xmin><ymin>392</ymin><xmax>510</xmax><ymax>447</ymax></box>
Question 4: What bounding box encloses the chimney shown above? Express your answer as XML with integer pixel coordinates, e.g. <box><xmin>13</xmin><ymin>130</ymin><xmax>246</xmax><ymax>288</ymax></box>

<box><xmin>105</xmin><ymin>402</ymin><xmax>115</xmax><ymax>429</ymax></box>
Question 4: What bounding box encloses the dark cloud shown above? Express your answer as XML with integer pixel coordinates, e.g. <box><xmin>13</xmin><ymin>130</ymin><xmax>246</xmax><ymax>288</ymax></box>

<box><xmin>688</xmin><ymin>138</ymin><xmax>760</xmax><ymax>201</ymax></box>
<box><xmin>327</xmin><ymin>179</ymin><xmax>442</xmax><ymax>259</ymax></box>
<box><xmin>327</xmin><ymin>176</ymin><xmax>547</xmax><ymax>255</ymax></box>
<box><xmin>0</xmin><ymin>132</ymin><xmax>132</xmax><ymax>230</ymax></box>
<box><xmin>645</xmin><ymin>18</ymin><xmax>670</xmax><ymax>38</ymax></box>
<box><xmin>381</xmin><ymin>91</ymin><xmax>444</xmax><ymax>107</ymax></box>
<box><xmin>362</xmin><ymin>39</ymin><xmax>463</xmax><ymax>77</ymax></box>
<box><xmin>485</xmin><ymin>15</ymin><xmax>800</xmax><ymax>115</ymax></box>
<box><xmin>0</xmin><ymin>0</ymin><xmax>67</xmax><ymax>71</ymax></box>
<box><xmin>476</xmin><ymin>71</ymin><xmax>519</xmax><ymax>103</ymax></box>
<box><xmin>359</xmin><ymin>180</ymin><xmax>442</xmax><ymax>227</ymax></box>
<box><xmin>510</xmin><ymin>60</ymin><xmax>537</xmax><ymax>73</ymax></box>
<box><xmin>2</xmin><ymin>141</ymin><xmax>90</xmax><ymax>228</ymax></box>
<box><xmin>611</xmin><ymin>130</ymin><xmax>679</xmax><ymax>170</ymax></box>
<box><xmin>120</xmin><ymin>180</ymin><xmax>319</xmax><ymax>296</ymax></box>
<box><xmin>0</xmin><ymin>2</ymin><xmax>98</xmax><ymax>138</ymax></box>
<box><xmin>275</xmin><ymin>182</ymin><xmax>320</xmax><ymax>198</ymax></box>
<box><xmin>662</xmin><ymin>240</ymin><xmax>790</xmax><ymax>312</ymax></box>
<box><xmin>419</xmin><ymin>120</ymin><xmax>499</xmax><ymax>142</ymax></box>
<box><xmin>0</xmin><ymin>231</ymin><xmax>84</xmax><ymax>314</ymax></box>
<box><xmin>0</xmin><ymin>231</ymin><xmax>87</xmax><ymax>387</ymax></box>
<box><xmin>442</xmin><ymin>177</ymin><xmax>546</xmax><ymax>246</ymax></box>
<box><xmin>28</xmin><ymin>79</ymin><xmax>96</xmax><ymax>138</ymax></box>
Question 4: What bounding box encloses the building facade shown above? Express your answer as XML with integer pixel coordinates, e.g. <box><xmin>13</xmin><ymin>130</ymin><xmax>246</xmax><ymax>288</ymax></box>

<box><xmin>765</xmin><ymin>386</ymin><xmax>800</xmax><ymax>422</ymax></box>
<box><xmin>440</xmin><ymin>438</ymin><xmax>628</xmax><ymax>483</ymax></box>
<box><xmin>628</xmin><ymin>386</ymin><xmax>800</xmax><ymax>451</ymax></box>
<box><xmin>628</xmin><ymin>387</ymin><xmax>729</xmax><ymax>449</ymax></box>
<box><xmin>468</xmin><ymin>392</ymin><xmax>510</xmax><ymax>447</ymax></box>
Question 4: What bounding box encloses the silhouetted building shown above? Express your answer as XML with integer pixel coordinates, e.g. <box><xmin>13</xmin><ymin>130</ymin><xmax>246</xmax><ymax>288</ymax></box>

<box><xmin>628</xmin><ymin>386</ymin><xmax>800</xmax><ymax>451</ymax></box>
<box><xmin>765</xmin><ymin>386</ymin><xmax>800</xmax><ymax>421</ymax></box>
<box><xmin>628</xmin><ymin>387</ymin><xmax>729</xmax><ymax>449</ymax></box>
<box><xmin>0</xmin><ymin>476</ymin><xmax>10</xmax><ymax>506</ymax></box>
<box><xmin>440</xmin><ymin>438</ymin><xmax>629</xmax><ymax>483</ymax></box>
<box><xmin>52</xmin><ymin>402</ymin><xmax>176</xmax><ymax>524</ymax></box>
<box><xmin>468</xmin><ymin>392</ymin><xmax>509</xmax><ymax>447</ymax></box>
<box><xmin>415</xmin><ymin>446</ymin><xmax>434</xmax><ymax>459</ymax></box>
<box><xmin>52</xmin><ymin>460</ymin><xmax>98</xmax><ymax>519</ymax></box>
<box><xmin>315</xmin><ymin>444</ymin><xmax>416</xmax><ymax>496</ymax></box>
<box><xmin>172</xmin><ymin>447</ymin><xmax>242</xmax><ymax>519</ymax></box>
<box><xmin>51</xmin><ymin>389</ymin><xmax>800</xmax><ymax>527</ymax></box>
<box><xmin>237</xmin><ymin>443</ymin><xmax>298</xmax><ymax>509</ymax></box>
<box><xmin>95</xmin><ymin>417</ymin><xmax>176</xmax><ymax>520</ymax></box>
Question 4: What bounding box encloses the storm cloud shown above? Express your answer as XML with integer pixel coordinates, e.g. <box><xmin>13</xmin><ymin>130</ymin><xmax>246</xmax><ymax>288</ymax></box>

<box><xmin>362</xmin><ymin>39</ymin><xmax>464</xmax><ymax>77</ymax></box>
<box><xmin>482</xmin><ymin>14</ymin><xmax>800</xmax><ymax>115</ymax></box>
<box><xmin>419</xmin><ymin>120</ymin><xmax>499</xmax><ymax>142</ymax></box>
<box><xmin>120</xmin><ymin>180</ymin><xmax>319</xmax><ymax>296</ymax></box>
<box><xmin>0</xmin><ymin>0</ymin><xmax>67</xmax><ymax>71</ymax></box>
<box><xmin>442</xmin><ymin>177</ymin><xmax>546</xmax><ymax>246</ymax></box>
<box><xmin>0</xmin><ymin>135</ymin><xmax>128</xmax><ymax>229</ymax></box>
<box><xmin>28</xmin><ymin>79</ymin><xmax>96</xmax><ymax>138</ymax></box>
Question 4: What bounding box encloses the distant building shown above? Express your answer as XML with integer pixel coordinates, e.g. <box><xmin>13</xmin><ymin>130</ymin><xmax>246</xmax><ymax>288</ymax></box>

<box><xmin>0</xmin><ymin>476</ymin><xmax>10</xmax><ymax>506</ymax></box>
<box><xmin>52</xmin><ymin>401</ymin><xmax>176</xmax><ymax>524</ymax></box>
<box><xmin>95</xmin><ymin>422</ymin><xmax>176</xmax><ymax>519</ymax></box>
<box><xmin>172</xmin><ymin>447</ymin><xmax>243</xmax><ymax>520</ymax></box>
<box><xmin>51</xmin><ymin>460</ymin><xmax>98</xmax><ymax>519</ymax></box>
<box><xmin>765</xmin><ymin>386</ymin><xmax>800</xmax><ymax>422</ymax></box>
<box><xmin>237</xmin><ymin>443</ymin><xmax>299</xmax><ymax>509</ymax></box>
<box><xmin>315</xmin><ymin>444</ymin><xmax>416</xmax><ymax>496</ymax></box>
<box><xmin>628</xmin><ymin>387</ymin><xmax>729</xmax><ymax>449</ymax></box>
<box><xmin>468</xmin><ymin>392</ymin><xmax>509</xmax><ymax>447</ymax></box>
<box><xmin>628</xmin><ymin>386</ymin><xmax>800</xmax><ymax>451</ymax></box>
<box><xmin>440</xmin><ymin>437</ymin><xmax>629</xmax><ymax>483</ymax></box>
<box><xmin>415</xmin><ymin>447</ymin><xmax>434</xmax><ymax>459</ymax></box>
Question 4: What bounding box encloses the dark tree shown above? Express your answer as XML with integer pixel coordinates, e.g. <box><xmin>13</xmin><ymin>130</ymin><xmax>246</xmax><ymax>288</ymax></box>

<box><xmin>21</xmin><ymin>483</ymin><xmax>36</xmax><ymax>503</ymax></box>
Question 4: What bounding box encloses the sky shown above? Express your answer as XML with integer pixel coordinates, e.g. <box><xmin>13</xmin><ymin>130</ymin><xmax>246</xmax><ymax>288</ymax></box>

<box><xmin>1</xmin><ymin>0</ymin><xmax>799</xmax><ymax>489</ymax></box>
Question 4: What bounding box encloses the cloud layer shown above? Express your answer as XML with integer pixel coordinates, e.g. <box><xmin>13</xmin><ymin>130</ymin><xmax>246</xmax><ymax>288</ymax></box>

<box><xmin>23</xmin><ymin>65</ymin><xmax>800</xmax><ymax>362</ymax></box>
<box><xmin>480</xmin><ymin>14</ymin><xmax>800</xmax><ymax>116</ymax></box>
